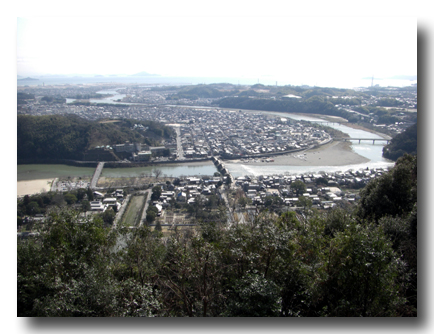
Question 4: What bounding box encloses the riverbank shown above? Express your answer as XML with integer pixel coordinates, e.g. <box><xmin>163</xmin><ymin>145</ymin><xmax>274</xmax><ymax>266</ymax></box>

<box><xmin>17</xmin><ymin>179</ymin><xmax>53</xmax><ymax>197</ymax></box>
<box><xmin>228</xmin><ymin>141</ymin><xmax>369</xmax><ymax>167</ymax></box>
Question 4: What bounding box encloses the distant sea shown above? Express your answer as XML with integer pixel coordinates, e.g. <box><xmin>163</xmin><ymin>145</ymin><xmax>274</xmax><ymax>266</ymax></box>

<box><xmin>16</xmin><ymin>75</ymin><xmax>417</xmax><ymax>89</ymax></box>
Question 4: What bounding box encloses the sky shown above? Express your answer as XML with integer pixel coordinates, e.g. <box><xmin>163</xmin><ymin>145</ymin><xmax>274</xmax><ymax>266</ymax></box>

<box><xmin>16</xmin><ymin>15</ymin><xmax>417</xmax><ymax>85</ymax></box>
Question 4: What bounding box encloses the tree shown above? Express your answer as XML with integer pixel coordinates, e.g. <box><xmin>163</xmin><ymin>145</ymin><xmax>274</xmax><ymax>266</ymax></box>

<box><xmin>102</xmin><ymin>209</ymin><xmax>116</xmax><ymax>225</ymax></box>
<box><xmin>64</xmin><ymin>193</ymin><xmax>78</xmax><ymax>205</ymax></box>
<box><xmin>155</xmin><ymin>221</ymin><xmax>162</xmax><ymax>231</ymax></box>
<box><xmin>146</xmin><ymin>206</ymin><xmax>158</xmax><ymax>223</ymax></box>
<box><xmin>383</xmin><ymin>123</ymin><xmax>417</xmax><ymax>161</ymax></box>
<box><xmin>153</xmin><ymin>169</ymin><xmax>163</xmax><ymax>179</ymax></box>
<box><xmin>291</xmin><ymin>180</ymin><xmax>306</xmax><ymax>196</ymax></box>
<box><xmin>312</xmin><ymin>222</ymin><xmax>405</xmax><ymax>316</ymax></box>
<box><xmin>357</xmin><ymin>154</ymin><xmax>417</xmax><ymax>222</ymax></box>
<box><xmin>26</xmin><ymin>201</ymin><xmax>40</xmax><ymax>215</ymax></box>
<box><xmin>315</xmin><ymin>177</ymin><xmax>328</xmax><ymax>186</ymax></box>
<box><xmin>223</xmin><ymin>273</ymin><xmax>281</xmax><ymax>317</ymax></box>
<box><xmin>264</xmin><ymin>195</ymin><xmax>283</xmax><ymax>208</ymax></box>
<box><xmin>81</xmin><ymin>200</ymin><xmax>91</xmax><ymax>212</ymax></box>
<box><xmin>151</xmin><ymin>186</ymin><xmax>162</xmax><ymax>201</ymax></box>
<box><xmin>298</xmin><ymin>196</ymin><xmax>312</xmax><ymax>211</ymax></box>
<box><xmin>17</xmin><ymin>210</ymin><xmax>116</xmax><ymax>316</ymax></box>
<box><xmin>87</xmin><ymin>188</ymin><xmax>94</xmax><ymax>201</ymax></box>
<box><xmin>238</xmin><ymin>196</ymin><xmax>251</xmax><ymax>208</ymax></box>
<box><xmin>146</xmin><ymin>211</ymin><xmax>156</xmax><ymax>223</ymax></box>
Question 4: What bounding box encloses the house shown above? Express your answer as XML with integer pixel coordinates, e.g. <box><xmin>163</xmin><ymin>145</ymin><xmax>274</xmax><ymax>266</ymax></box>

<box><xmin>103</xmin><ymin>198</ymin><xmax>117</xmax><ymax>207</ymax></box>
<box><xmin>90</xmin><ymin>201</ymin><xmax>107</xmax><ymax>212</ymax></box>
<box><xmin>155</xmin><ymin>204</ymin><xmax>163</xmax><ymax>216</ymax></box>
<box><xmin>133</xmin><ymin>151</ymin><xmax>152</xmax><ymax>162</ymax></box>
<box><xmin>93</xmin><ymin>191</ymin><xmax>104</xmax><ymax>199</ymax></box>
<box><xmin>177</xmin><ymin>192</ymin><xmax>187</xmax><ymax>202</ymax></box>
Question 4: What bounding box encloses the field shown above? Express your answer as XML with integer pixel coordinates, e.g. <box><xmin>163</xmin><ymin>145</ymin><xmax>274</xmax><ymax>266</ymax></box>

<box><xmin>121</xmin><ymin>194</ymin><xmax>146</xmax><ymax>226</ymax></box>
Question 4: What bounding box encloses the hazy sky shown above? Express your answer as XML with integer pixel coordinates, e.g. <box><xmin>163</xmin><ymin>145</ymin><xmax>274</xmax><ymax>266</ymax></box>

<box><xmin>17</xmin><ymin>15</ymin><xmax>417</xmax><ymax>83</ymax></box>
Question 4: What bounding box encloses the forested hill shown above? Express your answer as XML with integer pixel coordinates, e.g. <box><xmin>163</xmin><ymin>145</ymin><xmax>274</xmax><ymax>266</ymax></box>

<box><xmin>382</xmin><ymin>123</ymin><xmax>417</xmax><ymax>161</ymax></box>
<box><xmin>217</xmin><ymin>96</ymin><xmax>352</xmax><ymax>120</ymax></box>
<box><xmin>17</xmin><ymin>115</ymin><xmax>173</xmax><ymax>161</ymax></box>
<box><xmin>166</xmin><ymin>84</ymin><xmax>238</xmax><ymax>100</ymax></box>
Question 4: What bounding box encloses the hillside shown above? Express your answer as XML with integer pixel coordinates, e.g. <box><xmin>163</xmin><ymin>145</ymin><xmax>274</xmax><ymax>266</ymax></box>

<box><xmin>17</xmin><ymin>115</ymin><xmax>174</xmax><ymax>162</ymax></box>
<box><xmin>218</xmin><ymin>96</ymin><xmax>351</xmax><ymax>120</ymax></box>
<box><xmin>166</xmin><ymin>84</ymin><xmax>238</xmax><ymax>100</ymax></box>
<box><xmin>382</xmin><ymin>123</ymin><xmax>417</xmax><ymax>161</ymax></box>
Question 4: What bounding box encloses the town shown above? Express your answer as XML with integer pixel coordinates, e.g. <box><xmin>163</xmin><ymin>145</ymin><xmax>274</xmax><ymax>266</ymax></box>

<box><xmin>17</xmin><ymin>82</ymin><xmax>416</xmax><ymax>233</ymax></box>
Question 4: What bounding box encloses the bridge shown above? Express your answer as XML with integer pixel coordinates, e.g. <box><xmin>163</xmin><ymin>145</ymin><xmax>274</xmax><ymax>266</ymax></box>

<box><xmin>306</xmin><ymin>121</ymin><xmax>346</xmax><ymax>125</ymax></box>
<box><xmin>90</xmin><ymin>162</ymin><xmax>105</xmax><ymax>189</ymax></box>
<box><xmin>335</xmin><ymin>138</ymin><xmax>390</xmax><ymax>144</ymax></box>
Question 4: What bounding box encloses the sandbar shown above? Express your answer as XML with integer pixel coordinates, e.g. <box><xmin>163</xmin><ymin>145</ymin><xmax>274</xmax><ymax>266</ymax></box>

<box><xmin>17</xmin><ymin>179</ymin><xmax>53</xmax><ymax>197</ymax></box>
<box><xmin>229</xmin><ymin>141</ymin><xmax>369</xmax><ymax>167</ymax></box>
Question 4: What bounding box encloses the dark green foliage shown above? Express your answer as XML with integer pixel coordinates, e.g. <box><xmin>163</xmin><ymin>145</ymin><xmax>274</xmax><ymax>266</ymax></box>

<box><xmin>166</xmin><ymin>84</ymin><xmax>232</xmax><ymax>100</ymax></box>
<box><xmin>313</xmin><ymin>222</ymin><xmax>404</xmax><ymax>316</ymax></box>
<box><xmin>291</xmin><ymin>180</ymin><xmax>306</xmax><ymax>195</ymax></box>
<box><xmin>150</xmin><ymin>186</ymin><xmax>162</xmax><ymax>201</ymax></box>
<box><xmin>64</xmin><ymin>193</ymin><xmax>77</xmax><ymax>205</ymax></box>
<box><xmin>383</xmin><ymin>123</ymin><xmax>417</xmax><ymax>161</ymax></box>
<box><xmin>224</xmin><ymin>273</ymin><xmax>281</xmax><ymax>317</ymax></box>
<box><xmin>375</xmin><ymin>98</ymin><xmax>404</xmax><ymax>107</ymax></box>
<box><xmin>101</xmin><ymin>209</ymin><xmax>116</xmax><ymax>225</ymax></box>
<box><xmin>41</xmin><ymin>96</ymin><xmax>66</xmax><ymax>103</ymax></box>
<box><xmin>218</xmin><ymin>96</ymin><xmax>352</xmax><ymax>121</ymax></box>
<box><xmin>357</xmin><ymin>154</ymin><xmax>417</xmax><ymax>222</ymax></box>
<box><xmin>146</xmin><ymin>206</ymin><xmax>158</xmax><ymax>223</ymax></box>
<box><xmin>17</xmin><ymin>115</ymin><xmax>173</xmax><ymax>161</ymax></box>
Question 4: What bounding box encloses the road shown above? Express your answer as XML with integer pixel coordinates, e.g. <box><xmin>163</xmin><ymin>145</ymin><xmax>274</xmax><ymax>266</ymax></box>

<box><xmin>139</xmin><ymin>188</ymin><xmax>152</xmax><ymax>227</ymax></box>
<box><xmin>173</xmin><ymin>125</ymin><xmax>185</xmax><ymax>160</ymax></box>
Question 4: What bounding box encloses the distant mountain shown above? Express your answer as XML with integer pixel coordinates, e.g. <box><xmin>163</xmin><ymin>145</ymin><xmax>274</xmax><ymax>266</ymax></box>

<box><xmin>17</xmin><ymin>77</ymin><xmax>39</xmax><ymax>81</ymax></box>
<box><xmin>130</xmin><ymin>71</ymin><xmax>160</xmax><ymax>77</ymax></box>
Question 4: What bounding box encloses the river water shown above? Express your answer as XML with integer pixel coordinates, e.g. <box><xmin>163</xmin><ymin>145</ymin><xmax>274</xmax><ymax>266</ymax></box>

<box><xmin>66</xmin><ymin>88</ymin><xmax>132</xmax><ymax>105</ymax></box>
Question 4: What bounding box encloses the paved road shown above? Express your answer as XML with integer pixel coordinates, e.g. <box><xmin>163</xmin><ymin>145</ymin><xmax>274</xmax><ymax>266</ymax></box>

<box><xmin>174</xmin><ymin>126</ymin><xmax>185</xmax><ymax>160</ymax></box>
<box><xmin>112</xmin><ymin>194</ymin><xmax>132</xmax><ymax>228</ymax></box>
<box><xmin>139</xmin><ymin>189</ymin><xmax>152</xmax><ymax>227</ymax></box>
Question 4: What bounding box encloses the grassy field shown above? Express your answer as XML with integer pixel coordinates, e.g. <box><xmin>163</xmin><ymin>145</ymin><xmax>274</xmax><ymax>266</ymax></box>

<box><xmin>121</xmin><ymin>194</ymin><xmax>146</xmax><ymax>226</ymax></box>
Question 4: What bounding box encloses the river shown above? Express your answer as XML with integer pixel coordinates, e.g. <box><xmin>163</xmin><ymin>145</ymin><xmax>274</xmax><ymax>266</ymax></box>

<box><xmin>66</xmin><ymin>88</ymin><xmax>133</xmax><ymax>105</ymax></box>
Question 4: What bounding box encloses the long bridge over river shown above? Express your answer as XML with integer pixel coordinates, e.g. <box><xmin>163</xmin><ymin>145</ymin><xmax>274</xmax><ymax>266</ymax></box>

<box><xmin>335</xmin><ymin>137</ymin><xmax>390</xmax><ymax>144</ymax></box>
